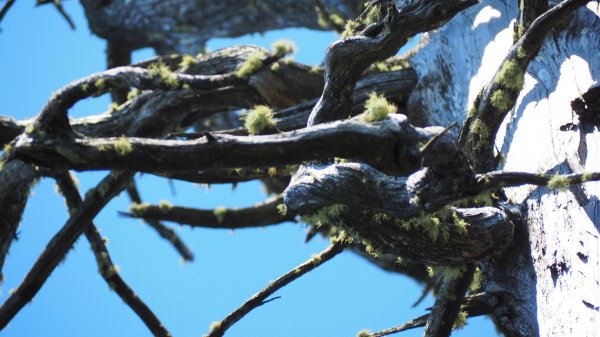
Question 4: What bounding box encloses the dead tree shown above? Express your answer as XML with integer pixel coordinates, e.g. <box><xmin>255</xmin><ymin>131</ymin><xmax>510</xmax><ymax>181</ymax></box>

<box><xmin>0</xmin><ymin>0</ymin><xmax>599</xmax><ymax>336</ymax></box>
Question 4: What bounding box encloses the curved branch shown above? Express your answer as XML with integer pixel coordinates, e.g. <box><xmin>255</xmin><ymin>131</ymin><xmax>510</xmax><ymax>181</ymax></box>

<box><xmin>204</xmin><ymin>240</ymin><xmax>348</xmax><ymax>337</ymax></box>
<box><xmin>308</xmin><ymin>0</ymin><xmax>478</xmax><ymax>125</ymax></box>
<box><xmin>122</xmin><ymin>195</ymin><xmax>295</xmax><ymax>229</ymax></box>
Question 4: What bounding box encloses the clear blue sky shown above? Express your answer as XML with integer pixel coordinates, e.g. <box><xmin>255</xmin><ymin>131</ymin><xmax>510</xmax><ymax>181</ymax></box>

<box><xmin>0</xmin><ymin>2</ymin><xmax>496</xmax><ymax>336</ymax></box>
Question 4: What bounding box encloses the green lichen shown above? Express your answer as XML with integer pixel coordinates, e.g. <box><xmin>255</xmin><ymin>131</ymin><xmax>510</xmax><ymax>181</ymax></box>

<box><xmin>397</xmin><ymin>214</ymin><xmax>447</xmax><ymax>242</ymax></box>
<box><xmin>25</xmin><ymin>123</ymin><xmax>35</xmax><ymax>134</ymax></box>
<box><xmin>213</xmin><ymin>206</ymin><xmax>227</xmax><ymax>224</ymax></box>
<box><xmin>267</xmin><ymin>167</ymin><xmax>278</xmax><ymax>176</ymax></box>
<box><xmin>148</xmin><ymin>62</ymin><xmax>179</xmax><ymax>88</ymax></box>
<box><xmin>130</xmin><ymin>202</ymin><xmax>150</xmax><ymax>215</ymax></box>
<box><xmin>517</xmin><ymin>46</ymin><xmax>527</xmax><ymax>59</ymax></box>
<box><xmin>179</xmin><ymin>54</ymin><xmax>198</xmax><ymax>69</ymax></box>
<box><xmin>359</xmin><ymin>92</ymin><xmax>397</xmax><ymax>123</ymax></box>
<box><xmin>270</xmin><ymin>62</ymin><xmax>281</xmax><ymax>71</ymax></box>
<box><xmin>582</xmin><ymin>172</ymin><xmax>594</xmax><ymax>182</ymax></box>
<box><xmin>277</xmin><ymin>203</ymin><xmax>287</xmax><ymax>216</ymax></box>
<box><xmin>209</xmin><ymin>321</ymin><xmax>222</xmax><ymax>333</ymax></box>
<box><xmin>365</xmin><ymin>243</ymin><xmax>383</xmax><ymax>259</ymax></box>
<box><xmin>452</xmin><ymin>212</ymin><xmax>469</xmax><ymax>236</ymax></box>
<box><xmin>159</xmin><ymin>200</ymin><xmax>172</xmax><ymax>211</ymax></box>
<box><xmin>371</xmin><ymin>212</ymin><xmax>391</xmax><ymax>223</ymax></box>
<box><xmin>235</xmin><ymin>51</ymin><xmax>267</xmax><ymax>79</ymax></box>
<box><xmin>114</xmin><ymin>136</ymin><xmax>133</xmax><ymax>156</ymax></box>
<box><xmin>300</xmin><ymin>204</ymin><xmax>347</xmax><ymax>228</ymax></box>
<box><xmin>95</xmin><ymin>78</ymin><xmax>106</xmax><ymax>90</ymax></box>
<box><xmin>490</xmin><ymin>89</ymin><xmax>511</xmax><ymax>111</ymax></box>
<box><xmin>548</xmin><ymin>174</ymin><xmax>569</xmax><ymax>190</ymax></box>
<box><xmin>363</xmin><ymin>4</ymin><xmax>381</xmax><ymax>26</ymax></box>
<box><xmin>294</xmin><ymin>268</ymin><xmax>302</xmax><ymax>274</ymax></box>
<box><xmin>395</xmin><ymin>256</ymin><xmax>406</xmax><ymax>266</ymax></box>
<box><xmin>356</xmin><ymin>329</ymin><xmax>372</xmax><ymax>337</ymax></box>
<box><xmin>469</xmin><ymin>119</ymin><xmax>490</xmax><ymax>141</ymax></box>
<box><xmin>311</xmin><ymin>253</ymin><xmax>322</xmax><ymax>264</ymax></box>
<box><xmin>243</xmin><ymin>105</ymin><xmax>276</xmax><ymax>135</ymax></box>
<box><xmin>341</xmin><ymin>19</ymin><xmax>359</xmax><ymax>38</ymax></box>
<box><xmin>109</xmin><ymin>102</ymin><xmax>120</xmax><ymax>112</ymax></box>
<box><xmin>497</xmin><ymin>60</ymin><xmax>524</xmax><ymax>90</ymax></box>
<box><xmin>271</xmin><ymin>39</ymin><xmax>297</xmax><ymax>58</ymax></box>
<box><xmin>3</xmin><ymin>143</ymin><xmax>12</xmax><ymax>154</ymax></box>
<box><xmin>453</xmin><ymin>311</ymin><xmax>468</xmax><ymax>330</ymax></box>
<box><xmin>127</xmin><ymin>88</ymin><xmax>141</xmax><ymax>100</ymax></box>
<box><xmin>309</xmin><ymin>66</ymin><xmax>321</xmax><ymax>75</ymax></box>
<box><xmin>469</xmin><ymin>267</ymin><xmax>486</xmax><ymax>292</ymax></box>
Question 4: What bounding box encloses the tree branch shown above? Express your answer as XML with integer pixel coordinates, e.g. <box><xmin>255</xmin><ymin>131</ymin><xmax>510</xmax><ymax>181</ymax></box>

<box><xmin>0</xmin><ymin>171</ymin><xmax>134</xmax><ymax>329</ymax></box>
<box><xmin>122</xmin><ymin>195</ymin><xmax>295</xmax><ymax>230</ymax></box>
<box><xmin>126</xmin><ymin>180</ymin><xmax>194</xmax><ymax>261</ymax></box>
<box><xmin>308</xmin><ymin>0</ymin><xmax>478</xmax><ymax>125</ymax></box>
<box><xmin>366</xmin><ymin>292</ymin><xmax>498</xmax><ymax>337</ymax></box>
<box><xmin>54</xmin><ymin>171</ymin><xmax>172</xmax><ymax>337</ymax></box>
<box><xmin>0</xmin><ymin>0</ymin><xmax>16</xmax><ymax>31</ymax></box>
<box><xmin>423</xmin><ymin>265</ymin><xmax>475</xmax><ymax>337</ymax></box>
<box><xmin>459</xmin><ymin>0</ymin><xmax>591</xmax><ymax>171</ymax></box>
<box><xmin>204</xmin><ymin>240</ymin><xmax>349</xmax><ymax>337</ymax></box>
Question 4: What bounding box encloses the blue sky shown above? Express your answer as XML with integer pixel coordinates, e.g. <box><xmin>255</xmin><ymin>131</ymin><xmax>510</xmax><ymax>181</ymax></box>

<box><xmin>0</xmin><ymin>2</ymin><xmax>496</xmax><ymax>336</ymax></box>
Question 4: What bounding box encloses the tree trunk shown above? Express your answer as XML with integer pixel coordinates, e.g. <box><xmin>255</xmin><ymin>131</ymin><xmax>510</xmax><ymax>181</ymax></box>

<box><xmin>408</xmin><ymin>1</ymin><xmax>600</xmax><ymax>335</ymax></box>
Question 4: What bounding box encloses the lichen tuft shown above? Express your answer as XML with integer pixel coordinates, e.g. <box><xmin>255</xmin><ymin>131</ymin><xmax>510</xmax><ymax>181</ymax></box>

<box><xmin>498</xmin><ymin>60</ymin><xmax>524</xmax><ymax>90</ymax></box>
<box><xmin>243</xmin><ymin>105</ymin><xmax>276</xmax><ymax>135</ymax></box>
<box><xmin>271</xmin><ymin>39</ymin><xmax>297</xmax><ymax>58</ymax></box>
<box><xmin>235</xmin><ymin>51</ymin><xmax>267</xmax><ymax>79</ymax></box>
<box><xmin>148</xmin><ymin>62</ymin><xmax>180</xmax><ymax>88</ymax></box>
<box><xmin>548</xmin><ymin>174</ymin><xmax>569</xmax><ymax>191</ymax></box>
<box><xmin>213</xmin><ymin>206</ymin><xmax>227</xmax><ymax>224</ymax></box>
<box><xmin>114</xmin><ymin>136</ymin><xmax>133</xmax><ymax>157</ymax></box>
<box><xmin>356</xmin><ymin>329</ymin><xmax>372</xmax><ymax>337</ymax></box>
<box><xmin>359</xmin><ymin>92</ymin><xmax>397</xmax><ymax>123</ymax></box>
<box><xmin>490</xmin><ymin>89</ymin><xmax>511</xmax><ymax>111</ymax></box>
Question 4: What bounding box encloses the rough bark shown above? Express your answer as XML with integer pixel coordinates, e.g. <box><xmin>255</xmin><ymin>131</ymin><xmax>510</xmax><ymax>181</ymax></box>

<box><xmin>407</xmin><ymin>0</ymin><xmax>600</xmax><ymax>335</ymax></box>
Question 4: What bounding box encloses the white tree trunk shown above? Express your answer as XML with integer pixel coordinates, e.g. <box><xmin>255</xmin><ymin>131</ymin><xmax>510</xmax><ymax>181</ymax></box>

<box><xmin>408</xmin><ymin>1</ymin><xmax>600</xmax><ymax>335</ymax></box>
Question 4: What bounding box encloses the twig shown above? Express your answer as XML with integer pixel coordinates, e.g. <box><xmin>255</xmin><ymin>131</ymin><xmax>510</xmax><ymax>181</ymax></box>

<box><xmin>367</xmin><ymin>292</ymin><xmax>498</xmax><ymax>337</ymax></box>
<box><xmin>55</xmin><ymin>171</ymin><xmax>172</xmax><ymax>337</ymax></box>
<box><xmin>126</xmin><ymin>180</ymin><xmax>194</xmax><ymax>261</ymax></box>
<box><xmin>122</xmin><ymin>195</ymin><xmax>295</xmax><ymax>229</ymax></box>
<box><xmin>52</xmin><ymin>1</ymin><xmax>75</xmax><ymax>30</ymax></box>
<box><xmin>204</xmin><ymin>240</ymin><xmax>349</xmax><ymax>337</ymax></box>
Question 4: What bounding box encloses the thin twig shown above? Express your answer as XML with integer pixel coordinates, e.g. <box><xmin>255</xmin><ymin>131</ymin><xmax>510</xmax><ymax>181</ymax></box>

<box><xmin>204</xmin><ymin>240</ymin><xmax>349</xmax><ymax>337</ymax></box>
<box><xmin>55</xmin><ymin>171</ymin><xmax>172</xmax><ymax>337</ymax></box>
<box><xmin>52</xmin><ymin>1</ymin><xmax>75</xmax><ymax>30</ymax></box>
<box><xmin>126</xmin><ymin>180</ymin><xmax>194</xmax><ymax>261</ymax></box>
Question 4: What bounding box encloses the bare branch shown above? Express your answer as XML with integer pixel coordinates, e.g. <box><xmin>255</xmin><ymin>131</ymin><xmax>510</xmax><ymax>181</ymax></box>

<box><xmin>204</xmin><ymin>240</ymin><xmax>349</xmax><ymax>337</ymax></box>
<box><xmin>54</xmin><ymin>172</ymin><xmax>172</xmax><ymax>337</ymax></box>
<box><xmin>126</xmin><ymin>180</ymin><xmax>194</xmax><ymax>261</ymax></box>
<box><xmin>122</xmin><ymin>195</ymin><xmax>294</xmax><ymax>230</ymax></box>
